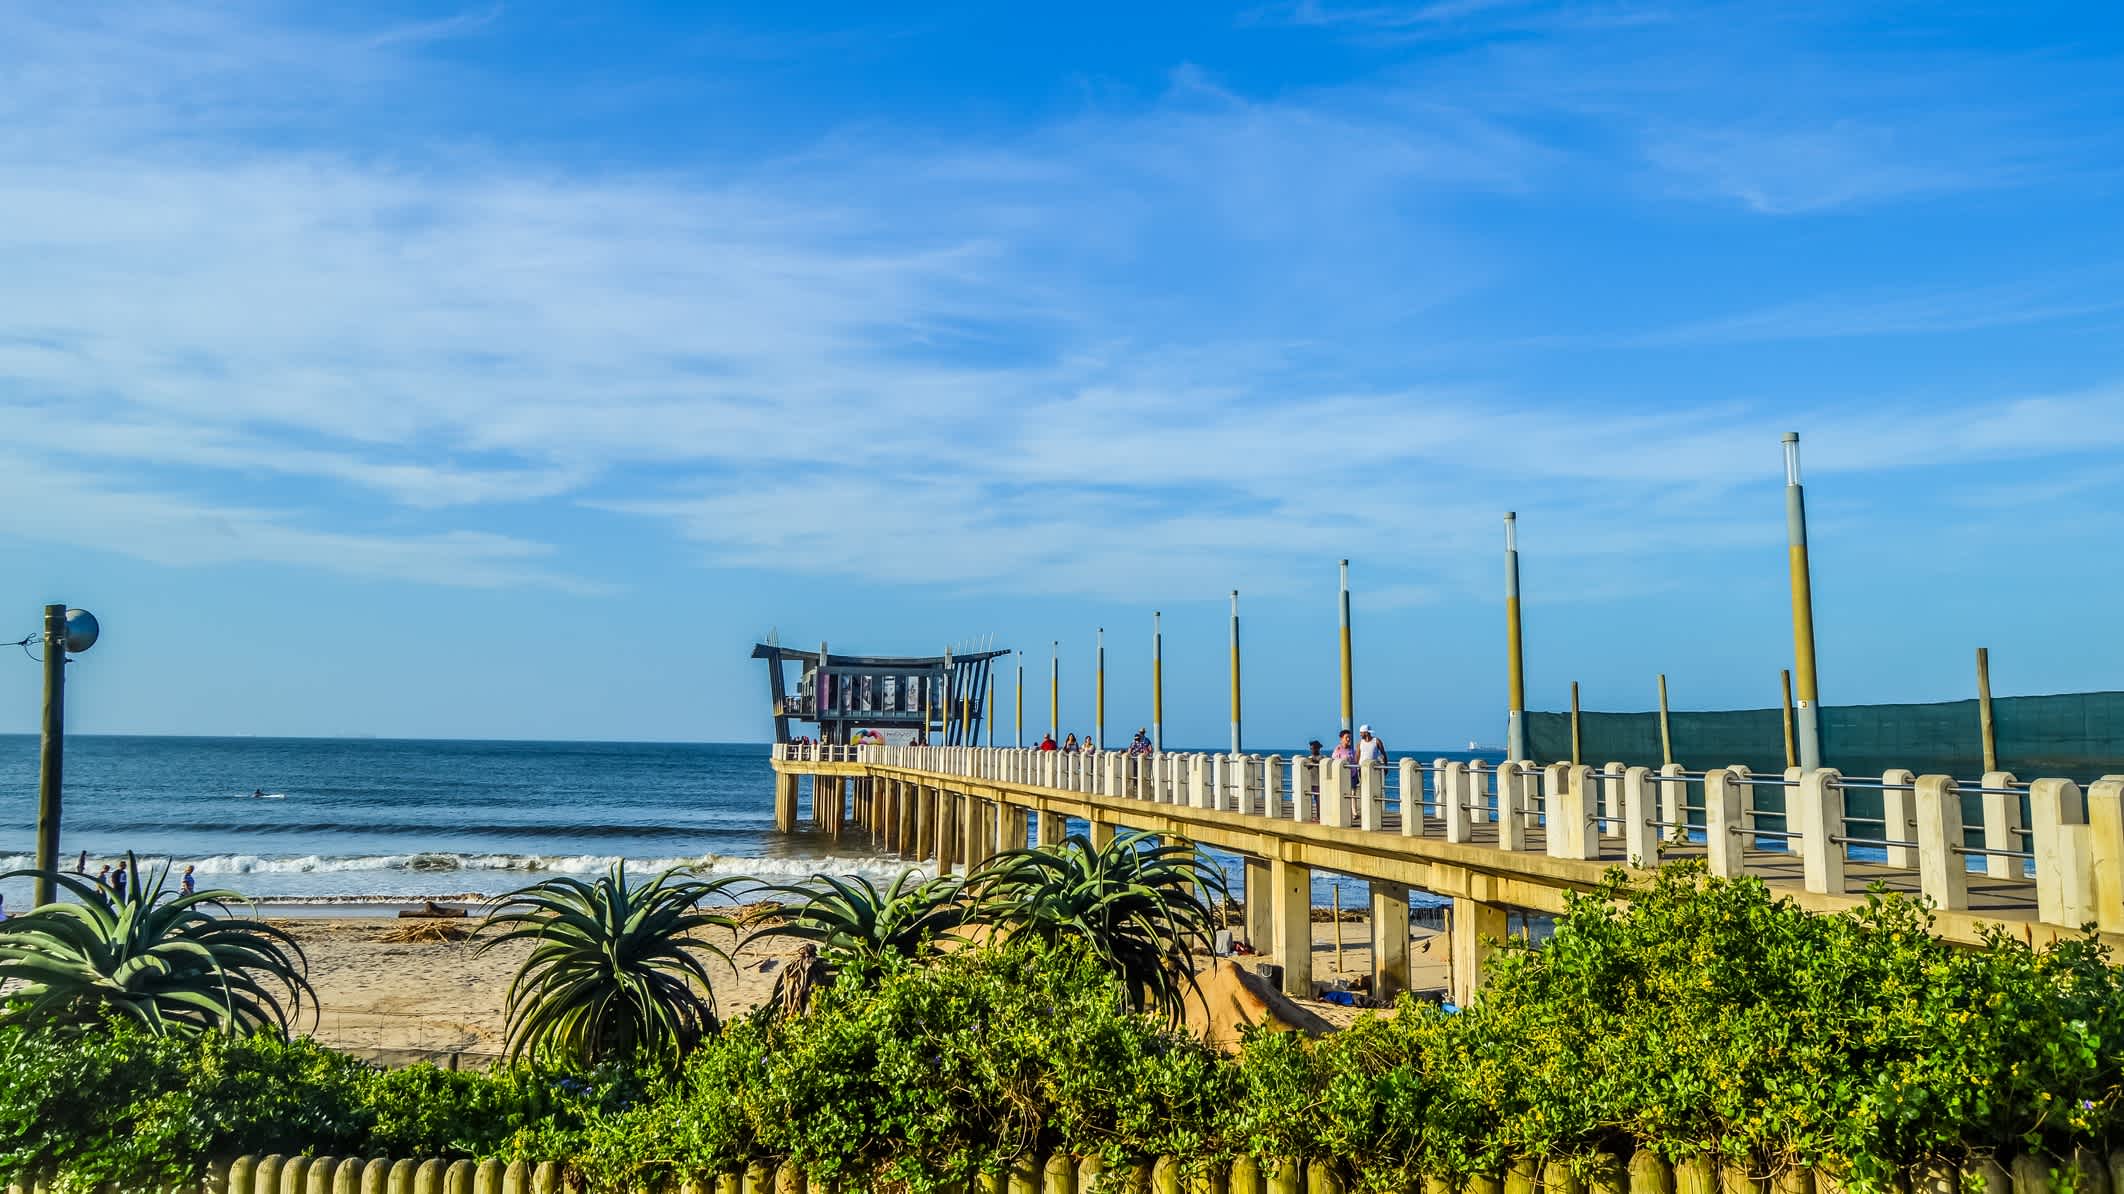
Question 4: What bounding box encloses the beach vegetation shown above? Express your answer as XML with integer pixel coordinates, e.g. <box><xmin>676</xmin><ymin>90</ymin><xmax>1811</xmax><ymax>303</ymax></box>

<box><xmin>477</xmin><ymin>863</ymin><xmax>746</xmax><ymax>1068</ymax></box>
<box><xmin>965</xmin><ymin>830</ymin><xmax>1226</xmax><ymax>1023</ymax></box>
<box><xmin>576</xmin><ymin>937</ymin><xmax>1234</xmax><ymax>1194</ymax></box>
<box><xmin>0</xmin><ymin>854</ymin><xmax>313</xmax><ymax>1037</ymax></box>
<box><xmin>744</xmin><ymin>869</ymin><xmax>968</xmax><ymax>985</ymax></box>
<box><xmin>9</xmin><ymin>863</ymin><xmax>2124</xmax><ymax>1194</ymax></box>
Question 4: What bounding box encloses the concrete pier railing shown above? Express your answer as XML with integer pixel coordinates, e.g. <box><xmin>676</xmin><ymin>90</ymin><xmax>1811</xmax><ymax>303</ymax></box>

<box><xmin>774</xmin><ymin>742</ymin><xmax>2119</xmax><ymax>1004</ymax></box>
<box><xmin>18</xmin><ymin>1144</ymin><xmax>2113</xmax><ymax>1194</ymax></box>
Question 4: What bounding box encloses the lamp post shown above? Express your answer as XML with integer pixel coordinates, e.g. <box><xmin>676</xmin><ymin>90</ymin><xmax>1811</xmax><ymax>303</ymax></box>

<box><xmin>33</xmin><ymin>605</ymin><xmax>98</xmax><ymax>907</ymax></box>
<box><xmin>1338</xmin><ymin>560</ymin><xmax>1354</xmax><ymax>737</ymax></box>
<box><xmin>1095</xmin><ymin>629</ymin><xmax>1106</xmax><ymax>751</ymax></box>
<box><xmin>1229</xmin><ymin>591</ymin><xmax>1242</xmax><ymax>756</ymax></box>
<box><xmin>1151</xmin><ymin>612</ymin><xmax>1164</xmax><ymax>753</ymax></box>
<box><xmin>1783</xmin><ymin>433</ymin><xmax>1823</xmax><ymax>771</ymax></box>
<box><xmin>1504</xmin><ymin>514</ymin><xmax>1527</xmax><ymax>762</ymax></box>
<box><xmin>1049</xmin><ymin>641</ymin><xmax>1059</xmax><ymax>739</ymax></box>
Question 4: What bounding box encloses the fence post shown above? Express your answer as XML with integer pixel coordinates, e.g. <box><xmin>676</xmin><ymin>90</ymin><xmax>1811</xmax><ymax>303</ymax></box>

<box><xmin>1359</xmin><ymin>762</ymin><xmax>1384</xmax><ymax>831</ymax></box>
<box><xmin>1799</xmin><ymin>768</ymin><xmax>1845</xmax><ymax>895</ymax></box>
<box><xmin>1623</xmin><ymin>765</ymin><xmax>1658</xmax><ymax>867</ymax></box>
<box><xmin>1261</xmin><ymin>755</ymin><xmax>1284</xmax><ymax>819</ymax></box>
<box><xmin>1703</xmin><ymin>768</ymin><xmax>1744</xmax><ymax>878</ymax></box>
<box><xmin>1981</xmin><ymin>770</ymin><xmax>2023</xmax><ymax>879</ymax></box>
<box><xmin>1399</xmin><ymin>758</ymin><xmax>1423</xmax><ymax>836</ymax></box>
<box><xmin>2030</xmin><ymin>778</ymin><xmax>2094</xmax><ymax>928</ymax></box>
<box><xmin>1658</xmin><ymin>763</ymin><xmax>1685</xmax><ymax>840</ymax></box>
<box><xmin>1881</xmin><ymin>768</ymin><xmax>1919</xmax><ymax>868</ymax></box>
<box><xmin>1289</xmin><ymin>757</ymin><xmax>1311</xmax><ymax>822</ymax></box>
<box><xmin>1496</xmin><ymin>763</ymin><xmax>1527</xmax><ymax>851</ymax></box>
<box><xmin>1601</xmin><ymin>762</ymin><xmax>1625</xmax><ymax>839</ymax></box>
<box><xmin>1467</xmin><ymin>759</ymin><xmax>1491</xmax><ymax>825</ymax></box>
<box><xmin>1321</xmin><ymin>762</ymin><xmax>1352</xmax><ymax>829</ymax></box>
<box><xmin>1443</xmin><ymin>761</ymin><xmax>1470</xmax><ymax>842</ymax></box>
<box><xmin>1915</xmin><ymin>775</ymin><xmax>1968</xmax><ymax>911</ymax></box>
<box><xmin>1547</xmin><ymin>764</ymin><xmax>1596</xmax><ymax>860</ymax></box>
<box><xmin>2089</xmin><ymin>776</ymin><xmax>2124</xmax><ymax>935</ymax></box>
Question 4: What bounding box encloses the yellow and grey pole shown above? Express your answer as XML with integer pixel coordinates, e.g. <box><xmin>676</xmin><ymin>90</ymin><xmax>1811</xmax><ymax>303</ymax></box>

<box><xmin>1152</xmin><ymin>611</ymin><xmax>1164</xmax><ymax>753</ymax></box>
<box><xmin>1229</xmin><ymin>591</ymin><xmax>1243</xmax><ymax>756</ymax></box>
<box><xmin>1014</xmin><ymin>652</ymin><xmax>1024</xmax><ymax>748</ymax></box>
<box><xmin>35</xmin><ymin>604</ymin><xmax>65</xmax><ymax>907</ymax></box>
<box><xmin>1656</xmin><ymin>673</ymin><xmax>1674</xmax><ymax>767</ymax></box>
<box><xmin>1096</xmin><ymin>628</ymin><xmax>1106</xmax><ymax>751</ymax></box>
<box><xmin>1504</xmin><ymin>513</ymin><xmax>1527</xmax><ymax>762</ymax></box>
<box><xmin>986</xmin><ymin>672</ymin><xmax>995</xmax><ymax>748</ymax></box>
<box><xmin>1338</xmin><ymin>560</ymin><xmax>1354</xmax><ymax>736</ymax></box>
<box><xmin>1049</xmin><ymin>641</ymin><xmax>1059</xmax><ymax>739</ymax></box>
<box><xmin>1783</xmin><ymin>432</ymin><xmax>1823</xmax><ymax>771</ymax></box>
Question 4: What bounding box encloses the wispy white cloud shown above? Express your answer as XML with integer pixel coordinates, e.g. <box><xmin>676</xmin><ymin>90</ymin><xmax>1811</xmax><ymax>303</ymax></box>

<box><xmin>0</xmin><ymin>2</ymin><xmax>2118</xmax><ymax>604</ymax></box>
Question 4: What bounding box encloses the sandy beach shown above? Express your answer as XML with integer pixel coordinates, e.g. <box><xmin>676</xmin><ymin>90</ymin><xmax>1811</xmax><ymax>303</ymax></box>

<box><xmin>284</xmin><ymin>911</ymin><xmax>1452</xmax><ymax>1063</ymax></box>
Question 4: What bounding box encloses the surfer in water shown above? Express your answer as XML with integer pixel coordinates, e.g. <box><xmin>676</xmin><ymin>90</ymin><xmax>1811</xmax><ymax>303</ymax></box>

<box><xmin>253</xmin><ymin>788</ymin><xmax>265</xmax><ymax>799</ymax></box>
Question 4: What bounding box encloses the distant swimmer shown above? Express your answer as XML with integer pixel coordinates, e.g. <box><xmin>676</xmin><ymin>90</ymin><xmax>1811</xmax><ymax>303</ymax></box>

<box><xmin>253</xmin><ymin>788</ymin><xmax>264</xmax><ymax>799</ymax></box>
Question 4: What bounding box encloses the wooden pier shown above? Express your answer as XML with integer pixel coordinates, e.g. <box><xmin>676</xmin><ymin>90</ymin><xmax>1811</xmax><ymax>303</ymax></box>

<box><xmin>772</xmin><ymin>744</ymin><xmax>2124</xmax><ymax>1006</ymax></box>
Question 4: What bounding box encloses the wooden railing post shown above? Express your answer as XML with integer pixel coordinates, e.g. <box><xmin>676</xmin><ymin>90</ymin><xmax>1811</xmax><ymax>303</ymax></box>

<box><xmin>1442</xmin><ymin>761</ymin><xmax>1470</xmax><ymax>842</ymax></box>
<box><xmin>1915</xmin><ymin>775</ymin><xmax>1968</xmax><ymax>910</ymax></box>
<box><xmin>1799</xmin><ymin>768</ymin><xmax>1845</xmax><ymax>895</ymax></box>
<box><xmin>1703</xmin><ymin>767</ymin><xmax>1744</xmax><ymax>878</ymax></box>
<box><xmin>1623</xmin><ymin>765</ymin><xmax>1658</xmax><ymax>867</ymax></box>
<box><xmin>1496</xmin><ymin>762</ymin><xmax>1527</xmax><ymax>851</ymax></box>
<box><xmin>1398</xmin><ymin>758</ymin><xmax>1423</xmax><ymax>836</ymax></box>
<box><xmin>2030</xmin><ymin>778</ymin><xmax>2094</xmax><ymax>927</ymax></box>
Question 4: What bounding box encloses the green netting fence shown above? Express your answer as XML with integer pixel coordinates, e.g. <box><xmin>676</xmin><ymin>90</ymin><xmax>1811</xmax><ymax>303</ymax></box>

<box><xmin>1525</xmin><ymin>691</ymin><xmax>2124</xmax><ymax>784</ymax></box>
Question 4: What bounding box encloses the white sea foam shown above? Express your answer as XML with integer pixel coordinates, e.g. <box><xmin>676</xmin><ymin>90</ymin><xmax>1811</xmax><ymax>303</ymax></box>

<box><xmin>0</xmin><ymin>851</ymin><xmax>932</xmax><ymax>882</ymax></box>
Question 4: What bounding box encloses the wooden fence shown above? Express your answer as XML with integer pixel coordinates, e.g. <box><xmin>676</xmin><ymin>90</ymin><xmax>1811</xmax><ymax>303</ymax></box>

<box><xmin>9</xmin><ymin>1147</ymin><xmax>2117</xmax><ymax>1194</ymax></box>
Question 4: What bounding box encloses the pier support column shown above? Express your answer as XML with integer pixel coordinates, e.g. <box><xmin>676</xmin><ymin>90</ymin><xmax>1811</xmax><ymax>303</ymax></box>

<box><xmin>910</xmin><ymin>784</ymin><xmax>930</xmax><ymax>861</ymax></box>
<box><xmin>1449</xmin><ymin>896</ymin><xmax>1507</xmax><ymax>1008</ymax></box>
<box><xmin>1243</xmin><ymin>857</ymin><xmax>1274</xmax><ymax>952</ymax></box>
<box><xmin>1088</xmin><ymin>818</ymin><xmax>1115</xmax><ymax>849</ymax></box>
<box><xmin>774</xmin><ymin>772</ymin><xmax>799</xmax><ymax>834</ymax></box>
<box><xmin>964</xmin><ymin>790</ymin><xmax>985</xmax><ymax>862</ymax></box>
<box><xmin>1369</xmin><ymin>881</ymin><xmax>1410</xmax><ymax>1001</ymax></box>
<box><xmin>878</xmin><ymin>782</ymin><xmax>898</xmax><ymax>852</ymax></box>
<box><xmin>933</xmin><ymin>788</ymin><xmax>957</xmax><ymax>876</ymax></box>
<box><xmin>1271</xmin><ymin>857</ymin><xmax>1313</xmax><ymax>998</ymax></box>
<box><xmin>1001</xmin><ymin>803</ymin><xmax>1029</xmax><ymax>852</ymax></box>
<box><xmin>1039</xmin><ymin>810</ymin><xmax>1068</xmax><ymax>847</ymax></box>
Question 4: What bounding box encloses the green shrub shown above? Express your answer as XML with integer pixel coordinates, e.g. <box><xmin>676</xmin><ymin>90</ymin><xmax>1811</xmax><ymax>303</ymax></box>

<box><xmin>364</xmin><ymin>1060</ymin><xmax>642</xmax><ymax>1160</ymax></box>
<box><xmin>0</xmin><ymin>1018</ymin><xmax>370</xmax><ymax>1193</ymax></box>
<box><xmin>1232</xmin><ymin>866</ymin><xmax>2124</xmax><ymax>1191</ymax></box>
<box><xmin>579</xmin><ymin>938</ymin><xmax>1235</xmax><ymax>1193</ymax></box>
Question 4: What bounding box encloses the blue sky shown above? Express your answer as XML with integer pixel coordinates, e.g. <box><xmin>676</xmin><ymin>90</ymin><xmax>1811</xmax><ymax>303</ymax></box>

<box><xmin>2</xmin><ymin>1</ymin><xmax>2122</xmax><ymax>748</ymax></box>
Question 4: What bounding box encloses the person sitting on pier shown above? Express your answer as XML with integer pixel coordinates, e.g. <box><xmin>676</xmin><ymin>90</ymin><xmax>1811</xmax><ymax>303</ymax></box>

<box><xmin>1062</xmin><ymin>733</ymin><xmax>1079</xmax><ymax>753</ymax></box>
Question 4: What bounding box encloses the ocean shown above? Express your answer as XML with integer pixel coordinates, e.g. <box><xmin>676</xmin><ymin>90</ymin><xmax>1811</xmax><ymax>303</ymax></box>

<box><xmin>0</xmin><ymin>735</ymin><xmax>1497</xmax><ymax>913</ymax></box>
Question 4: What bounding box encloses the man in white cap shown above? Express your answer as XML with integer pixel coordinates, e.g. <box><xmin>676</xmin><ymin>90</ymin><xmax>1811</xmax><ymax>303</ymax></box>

<box><xmin>1357</xmin><ymin>724</ymin><xmax>1387</xmax><ymax>763</ymax></box>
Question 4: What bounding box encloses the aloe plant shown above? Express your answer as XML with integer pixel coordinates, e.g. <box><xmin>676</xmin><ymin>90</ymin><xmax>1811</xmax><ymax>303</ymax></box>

<box><xmin>0</xmin><ymin>854</ymin><xmax>312</xmax><ymax>1036</ymax></box>
<box><xmin>477</xmin><ymin>863</ymin><xmax>744</xmax><ymax>1066</ymax></box>
<box><xmin>966</xmin><ymin>831</ymin><xmax>1226</xmax><ymax>1023</ymax></box>
<box><xmin>746</xmin><ymin>869</ymin><xmax>969</xmax><ymax>986</ymax></box>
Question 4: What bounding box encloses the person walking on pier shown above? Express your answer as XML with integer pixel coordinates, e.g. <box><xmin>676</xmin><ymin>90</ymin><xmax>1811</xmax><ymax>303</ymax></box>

<box><xmin>1358</xmin><ymin>725</ymin><xmax>1387</xmax><ymax>763</ymax></box>
<box><xmin>1039</xmin><ymin>733</ymin><xmax>1058</xmax><ymax>751</ymax></box>
<box><xmin>1062</xmin><ymin>733</ymin><xmax>1079</xmax><ymax>753</ymax></box>
<box><xmin>1128</xmin><ymin>727</ymin><xmax>1152</xmax><ymax>755</ymax></box>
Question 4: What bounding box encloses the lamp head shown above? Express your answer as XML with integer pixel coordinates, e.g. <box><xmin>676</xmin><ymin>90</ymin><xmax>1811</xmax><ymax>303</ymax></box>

<box><xmin>62</xmin><ymin>608</ymin><xmax>98</xmax><ymax>654</ymax></box>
